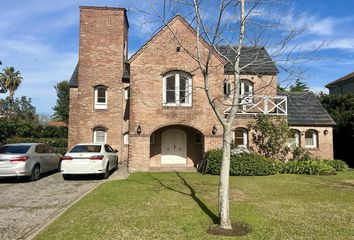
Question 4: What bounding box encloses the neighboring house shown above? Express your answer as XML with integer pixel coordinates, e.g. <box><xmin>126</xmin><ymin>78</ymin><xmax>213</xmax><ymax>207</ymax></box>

<box><xmin>0</xmin><ymin>81</ymin><xmax>6</xmax><ymax>93</ymax></box>
<box><xmin>325</xmin><ymin>72</ymin><xmax>354</xmax><ymax>94</ymax></box>
<box><xmin>68</xmin><ymin>6</ymin><xmax>335</xmax><ymax>172</ymax></box>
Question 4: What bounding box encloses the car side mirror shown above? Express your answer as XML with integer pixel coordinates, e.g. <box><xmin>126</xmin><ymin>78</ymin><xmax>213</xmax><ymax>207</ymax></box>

<box><xmin>114</xmin><ymin>149</ymin><xmax>118</xmax><ymax>153</ymax></box>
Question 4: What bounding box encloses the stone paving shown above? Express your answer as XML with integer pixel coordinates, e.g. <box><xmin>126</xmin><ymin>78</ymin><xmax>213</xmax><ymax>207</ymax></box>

<box><xmin>0</xmin><ymin>164</ymin><xmax>129</xmax><ymax>240</ymax></box>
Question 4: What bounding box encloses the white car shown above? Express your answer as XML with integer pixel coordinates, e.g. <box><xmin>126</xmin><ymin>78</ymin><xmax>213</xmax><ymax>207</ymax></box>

<box><xmin>0</xmin><ymin>143</ymin><xmax>62</xmax><ymax>181</ymax></box>
<box><xmin>61</xmin><ymin>143</ymin><xmax>118</xmax><ymax>180</ymax></box>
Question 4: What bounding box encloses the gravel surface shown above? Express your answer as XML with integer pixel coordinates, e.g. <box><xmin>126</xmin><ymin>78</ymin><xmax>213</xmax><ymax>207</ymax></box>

<box><xmin>0</xmin><ymin>164</ymin><xmax>129</xmax><ymax>240</ymax></box>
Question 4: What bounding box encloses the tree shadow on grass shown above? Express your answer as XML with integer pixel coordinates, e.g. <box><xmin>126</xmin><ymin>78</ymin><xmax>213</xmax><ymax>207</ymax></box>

<box><xmin>149</xmin><ymin>171</ymin><xmax>219</xmax><ymax>224</ymax></box>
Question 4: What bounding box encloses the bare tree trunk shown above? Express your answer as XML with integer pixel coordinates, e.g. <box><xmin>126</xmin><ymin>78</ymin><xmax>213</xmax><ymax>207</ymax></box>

<box><xmin>219</xmin><ymin>124</ymin><xmax>232</xmax><ymax>229</ymax></box>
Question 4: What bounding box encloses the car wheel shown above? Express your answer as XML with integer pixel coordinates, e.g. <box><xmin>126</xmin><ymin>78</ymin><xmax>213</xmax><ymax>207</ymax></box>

<box><xmin>57</xmin><ymin>160</ymin><xmax>62</xmax><ymax>172</ymax></box>
<box><xmin>30</xmin><ymin>165</ymin><xmax>40</xmax><ymax>181</ymax></box>
<box><xmin>63</xmin><ymin>174</ymin><xmax>71</xmax><ymax>180</ymax></box>
<box><xmin>114</xmin><ymin>159</ymin><xmax>119</xmax><ymax>171</ymax></box>
<box><xmin>102</xmin><ymin>163</ymin><xmax>110</xmax><ymax>179</ymax></box>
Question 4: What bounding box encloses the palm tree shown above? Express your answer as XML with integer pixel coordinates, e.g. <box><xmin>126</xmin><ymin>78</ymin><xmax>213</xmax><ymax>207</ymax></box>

<box><xmin>0</xmin><ymin>66</ymin><xmax>23</xmax><ymax>100</ymax></box>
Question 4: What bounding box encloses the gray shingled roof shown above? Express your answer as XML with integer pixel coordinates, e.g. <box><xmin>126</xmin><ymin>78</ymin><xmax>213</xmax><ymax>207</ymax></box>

<box><xmin>279</xmin><ymin>92</ymin><xmax>336</xmax><ymax>126</ymax></box>
<box><xmin>69</xmin><ymin>63</ymin><xmax>79</xmax><ymax>88</ymax></box>
<box><xmin>216</xmin><ymin>46</ymin><xmax>278</xmax><ymax>75</ymax></box>
<box><xmin>69</xmin><ymin>62</ymin><xmax>130</xmax><ymax>87</ymax></box>
<box><xmin>325</xmin><ymin>71</ymin><xmax>354</xmax><ymax>88</ymax></box>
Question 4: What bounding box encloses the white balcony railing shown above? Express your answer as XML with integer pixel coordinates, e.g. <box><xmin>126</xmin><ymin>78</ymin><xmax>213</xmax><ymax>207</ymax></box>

<box><xmin>225</xmin><ymin>95</ymin><xmax>287</xmax><ymax>116</ymax></box>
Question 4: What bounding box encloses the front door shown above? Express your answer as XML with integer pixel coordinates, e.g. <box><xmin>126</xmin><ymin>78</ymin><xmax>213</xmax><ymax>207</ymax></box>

<box><xmin>161</xmin><ymin>129</ymin><xmax>187</xmax><ymax>164</ymax></box>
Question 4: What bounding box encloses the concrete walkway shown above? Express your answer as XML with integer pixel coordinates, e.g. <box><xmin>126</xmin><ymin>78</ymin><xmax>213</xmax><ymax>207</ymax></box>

<box><xmin>0</xmin><ymin>164</ymin><xmax>129</xmax><ymax>240</ymax></box>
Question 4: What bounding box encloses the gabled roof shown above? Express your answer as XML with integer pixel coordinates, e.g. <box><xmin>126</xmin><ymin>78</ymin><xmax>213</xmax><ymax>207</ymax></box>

<box><xmin>128</xmin><ymin>15</ymin><xmax>225</xmax><ymax>65</ymax></box>
<box><xmin>279</xmin><ymin>92</ymin><xmax>336</xmax><ymax>126</ymax></box>
<box><xmin>69</xmin><ymin>63</ymin><xmax>79</xmax><ymax>88</ymax></box>
<box><xmin>216</xmin><ymin>46</ymin><xmax>278</xmax><ymax>75</ymax></box>
<box><xmin>325</xmin><ymin>71</ymin><xmax>354</xmax><ymax>88</ymax></box>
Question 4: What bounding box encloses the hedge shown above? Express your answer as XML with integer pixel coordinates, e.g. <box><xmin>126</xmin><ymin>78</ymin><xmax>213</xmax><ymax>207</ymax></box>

<box><xmin>201</xmin><ymin>149</ymin><xmax>277</xmax><ymax>176</ymax></box>
<box><xmin>200</xmin><ymin>149</ymin><xmax>349</xmax><ymax>176</ymax></box>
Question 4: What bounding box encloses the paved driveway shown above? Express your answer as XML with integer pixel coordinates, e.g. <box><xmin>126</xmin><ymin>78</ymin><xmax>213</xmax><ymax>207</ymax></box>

<box><xmin>0</xmin><ymin>172</ymin><xmax>101</xmax><ymax>240</ymax></box>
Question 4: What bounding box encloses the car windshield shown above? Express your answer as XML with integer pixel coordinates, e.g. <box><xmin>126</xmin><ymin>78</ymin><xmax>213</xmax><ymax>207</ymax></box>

<box><xmin>69</xmin><ymin>145</ymin><xmax>101</xmax><ymax>153</ymax></box>
<box><xmin>0</xmin><ymin>145</ymin><xmax>31</xmax><ymax>154</ymax></box>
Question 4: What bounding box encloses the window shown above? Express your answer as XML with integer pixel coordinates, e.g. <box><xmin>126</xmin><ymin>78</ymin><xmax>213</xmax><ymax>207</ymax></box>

<box><xmin>224</xmin><ymin>79</ymin><xmax>231</xmax><ymax>96</ymax></box>
<box><xmin>70</xmin><ymin>145</ymin><xmax>101</xmax><ymax>153</ymax></box>
<box><xmin>233</xmin><ymin>128</ymin><xmax>248</xmax><ymax>147</ymax></box>
<box><xmin>288</xmin><ymin>129</ymin><xmax>300</xmax><ymax>147</ymax></box>
<box><xmin>123</xmin><ymin>133</ymin><xmax>129</xmax><ymax>145</ymax></box>
<box><xmin>238</xmin><ymin>80</ymin><xmax>253</xmax><ymax>109</ymax></box>
<box><xmin>93</xmin><ymin>128</ymin><xmax>107</xmax><ymax>143</ymax></box>
<box><xmin>239</xmin><ymin>80</ymin><xmax>253</xmax><ymax>96</ymax></box>
<box><xmin>94</xmin><ymin>86</ymin><xmax>107</xmax><ymax>109</ymax></box>
<box><xmin>163</xmin><ymin>72</ymin><xmax>192</xmax><ymax>106</ymax></box>
<box><xmin>104</xmin><ymin>145</ymin><xmax>114</xmax><ymax>153</ymax></box>
<box><xmin>124</xmin><ymin>87</ymin><xmax>130</xmax><ymax>100</ymax></box>
<box><xmin>305</xmin><ymin>130</ymin><xmax>318</xmax><ymax>148</ymax></box>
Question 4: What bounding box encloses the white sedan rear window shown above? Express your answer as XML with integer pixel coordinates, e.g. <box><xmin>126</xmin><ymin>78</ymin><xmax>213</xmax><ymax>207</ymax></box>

<box><xmin>69</xmin><ymin>145</ymin><xmax>101</xmax><ymax>153</ymax></box>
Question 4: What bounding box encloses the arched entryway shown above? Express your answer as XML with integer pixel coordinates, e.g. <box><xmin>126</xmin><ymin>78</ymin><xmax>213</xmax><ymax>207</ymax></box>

<box><xmin>149</xmin><ymin>125</ymin><xmax>204</xmax><ymax>169</ymax></box>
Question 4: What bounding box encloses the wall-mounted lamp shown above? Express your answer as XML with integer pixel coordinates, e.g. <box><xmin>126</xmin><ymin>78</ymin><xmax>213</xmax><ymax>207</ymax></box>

<box><xmin>137</xmin><ymin>124</ymin><xmax>141</xmax><ymax>134</ymax></box>
<box><xmin>212</xmin><ymin>125</ymin><xmax>217</xmax><ymax>135</ymax></box>
<box><xmin>323</xmin><ymin>129</ymin><xmax>328</xmax><ymax>135</ymax></box>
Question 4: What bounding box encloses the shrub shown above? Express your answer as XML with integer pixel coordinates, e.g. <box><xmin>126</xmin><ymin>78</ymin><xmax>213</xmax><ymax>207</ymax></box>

<box><xmin>201</xmin><ymin>149</ymin><xmax>277</xmax><ymax>176</ymax></box>
<box><xmin>290</xmin><ymin>146</ymin><xmax>312</xmax><ymax>161</ymax></box>
<box><xmin>230</xmin><ymin>153</ymin><xmax>277</xmax><ymax>176</ymax></box>
<box><xmin>323</xmin><ymin>160</ymin><xmax>349</xmax><ymax>172</ymax></box>
<box><xmin>201</xmin><ymin>149</ymin><xmax>223</xmax><ymax>175</ymax></box>
<box><xmin>282</xmin><ymin>160</ymin><xmax>335</xmax><ymax>175</ymax></box>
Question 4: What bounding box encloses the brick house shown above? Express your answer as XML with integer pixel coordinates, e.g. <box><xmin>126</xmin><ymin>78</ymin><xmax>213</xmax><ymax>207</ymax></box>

<box><xmin>68</xmin><ymin>6</ymin><xmax>335</xmax><ymax>172</ymax></box>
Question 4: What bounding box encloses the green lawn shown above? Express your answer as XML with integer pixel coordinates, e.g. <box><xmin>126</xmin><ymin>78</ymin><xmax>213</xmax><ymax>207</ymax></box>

<box><xmin>35</xmin><ymin>171</ymin><xmax>354</xmax><ymax>240</ymax></box>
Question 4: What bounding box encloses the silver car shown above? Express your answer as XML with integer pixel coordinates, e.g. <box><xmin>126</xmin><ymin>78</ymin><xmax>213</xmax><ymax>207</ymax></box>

<box><xmin>0</xmin><ymin>143</ymin><xmax>62</xmax><ymax>181</ymax></box>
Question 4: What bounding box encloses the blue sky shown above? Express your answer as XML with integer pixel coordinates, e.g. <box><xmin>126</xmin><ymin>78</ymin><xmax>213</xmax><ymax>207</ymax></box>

<box><xmin>1</xmin><ymin>0</ymin><xmax>354</xmax><ymax>115</ymax></box>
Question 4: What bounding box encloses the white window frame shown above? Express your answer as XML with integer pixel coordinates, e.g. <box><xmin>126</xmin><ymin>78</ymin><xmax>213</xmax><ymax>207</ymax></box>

<box><xmin>239</xmin><ymin>80</ymin><xmax>253</xmax><ymax>109</ymax></box>
<box><xmin>94</xmin><ymin>87</ymin><xmax>108</xmax><ymax>109</ymax></box>
<box><xmin>93</xmin><ymin>129</ymin><xmax>107</xmax><ymax>143</ymax></box>
<box><xmin>233</xmin><ymin>128</ymin><xmax>248</xmax><ymax>147</ymax></box>
<box><xmin>288</xmin><ymin>129</ymin><xmax>300</xmax><ymax>147</ymax></box>
<box><xmin>162</xmin><ymin>72</ymin><xmax>192</xmax><ymax>107</ymax></box>
<box><xmin>305</xmin><ymin>130</ymin><xmax>318</xmax><ymax>148</ymax></box>
<box><xmin>124</xmin><ymin>87</ymin><xmax>130</xmax><ymax>100</ymax></box>
<box><xmin>123</xmin><ymin>133</ymin><xmax>129</xmax><ymax>145</ymax></box>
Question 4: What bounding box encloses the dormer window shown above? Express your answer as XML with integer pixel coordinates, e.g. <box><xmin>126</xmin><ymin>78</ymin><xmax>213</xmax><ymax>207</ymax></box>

<box><xmin>94</xmin><ymin>85</ymin><xmax>107</xmax><ymax>109</ymax></box>
<box><xmin>163</xmin><ymin>71</ymin><xmax>192</xmax><ymax>106</ymax></box>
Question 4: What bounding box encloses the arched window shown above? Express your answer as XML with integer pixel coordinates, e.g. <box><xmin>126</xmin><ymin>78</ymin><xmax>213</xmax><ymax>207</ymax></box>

<box><xmin>305</xmin><ymin>130</ymin><xmax>318</xmax><ymax>148</ymax></box>
<box><xmin>239</xmin><ymin>79</ymin><xmax>253</xmax><ymax>96</ymax></box>
<box><xmin>163</xmin><ymin>71</ymin><xmax>192</xmax><ymax>106</ymax></box>
<box><xmin>233</xmin><ymin>128</ymin><xmax>248</xmax><ymax>147</ymax></box>
<box><xmin>288</xmin><ymin>129</ymin><xmax>300</xmax><ymax>147</ymax></box>
<box><xmin>93</xmin><ymin>127</ymin><xmax>107</xmax><ymax>143</ymax></box>
<box><xmin>123</xmin><ymin>132</ymin><xmax>129</xmax><ymax>145</ymax></box>
<box><xmin>238</xmin><ymin>80</ymin><xmax>253</xmax><ymax>110</ymax></box>
<box><xmin>94</xmin><ymin>85</ymin><xmax>107</xmax><ymax>109</ymax></box>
